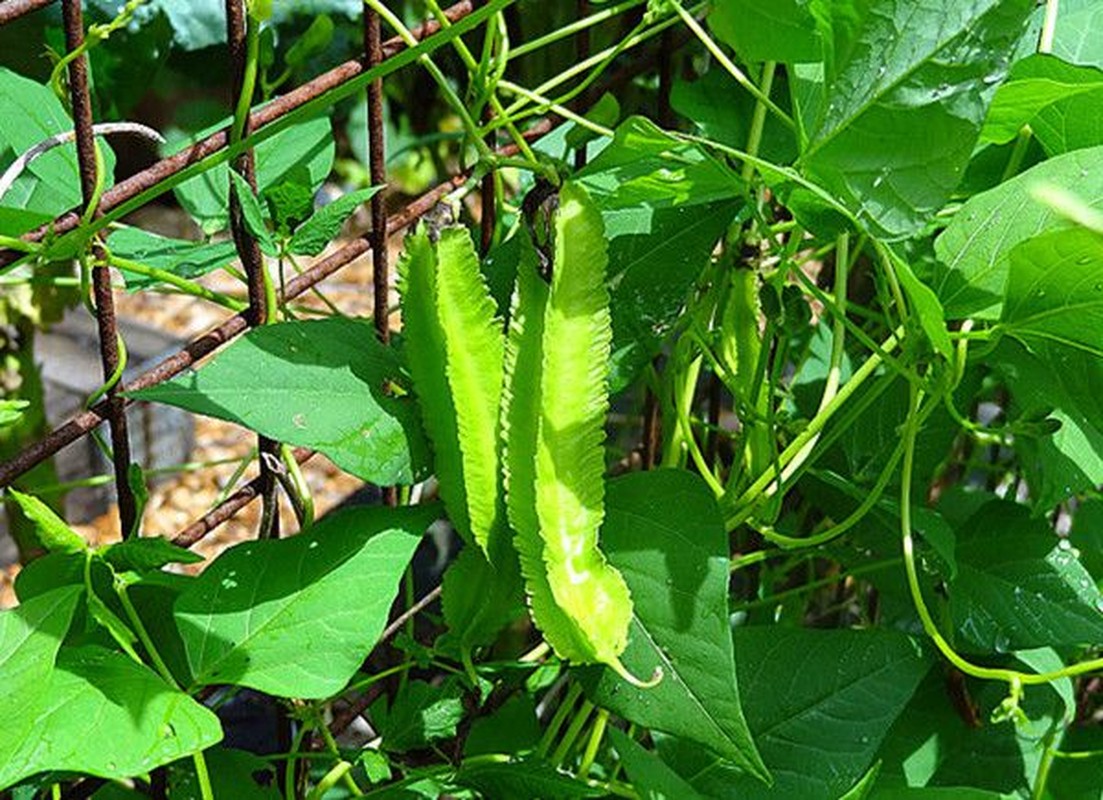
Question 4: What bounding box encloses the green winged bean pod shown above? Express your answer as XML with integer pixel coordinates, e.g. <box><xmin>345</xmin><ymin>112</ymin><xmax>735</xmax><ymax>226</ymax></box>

<box><xmin>396</xmin><ymin>225</ymin><xmax>507</xmax><ymax>561</ymax></box>
<box><xmin>503</xmin><ymin>183</ymin><xmax>660</xmax><ymax>687</ymax></box>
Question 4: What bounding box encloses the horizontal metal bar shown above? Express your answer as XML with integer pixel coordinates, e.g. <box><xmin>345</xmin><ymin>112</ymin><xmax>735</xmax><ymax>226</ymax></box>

<box><xmin>0</xmin><ymin>0</ymin><xmax>476</xmax><ymax>269</ymax></box>
<box><xmin>0</xmin><ymin>0</ymin><xmax>55</xmax><ymax>26</ymax></box>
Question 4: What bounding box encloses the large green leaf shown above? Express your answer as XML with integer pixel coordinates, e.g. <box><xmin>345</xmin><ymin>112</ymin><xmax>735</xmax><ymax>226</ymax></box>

<box><xmin>708</xmin><ymin>0</ymin><xmax>822</xmax><ymax>64</ymax></box>
<box><xmin>0</xmin><ymin>586</ymin><xmax>81</xmax><ymax>718</ymax></box>
<box><xmin>1000</xmin><ymin>228</ymin><xmax>1103</xmax><ymax>357</ymax></box>
<box><xmin>981</xmin><ymin>55</ymin><xmax>1103</xmax><ymax>154</ymax></box>
<box><xmin>872</xmin><ymin>667</ymin><xmax>1063</xmax><ymax>796</ymax></box>
<box><xmin>173</xmin><ymin>504</ymin><xmax>435</xmax><ymax>698</ymax></box>
<box><xmin>934</xmin><ymin>145</ymin><xmax>1103</xmax><ymax>319</ymax></box>
<box><xmin>170</xmin><ymin>115</ymin><xmax>333</xmax><ymax>234</ymax></box>
<box><xmin>801</xmin><ymin>0</ymin><xmax>1032</xmax><ymax>238</ymax></box>
<box><xmin>0</xmin><ymin>645</ymin><xmax>222</xmax><ymax>790</ymax></box>
<box><xmin>579</xmin><ymin>469</ymin><xmax>768</xmax><ymax>782</ymax></box>
<box><xmin>577</xmin><ymin>117</ymin><xmax>742</xmax><ymax>389</ymax></box>
<box><xmin>0</xmin><ymin>67</ymin><xmax>115</xmax><ymax>221</ymax></box>
<box><xmin>130</xmin><ymin>317</ymin><xmax>430</xmax><ymax>486</ymax></box>
<box><xmin>949</xmin><ymin>499</ymin><xmax>1103</xmax><ymax>652</ymax></box>
<box><xmin>609</xmin><ymin>727</ymin><xmax>704</xmax><ymax>800</ymax></box>
<box><xmin>656</xmin><ymin>628</ymin><xmax>932</xmax><ymax>799</ymax></box>
<box><xmin>106</xmin><ymin>226</ymin><xmax>237</xmax><ymax>291</ymax></box>
<box><xmin>993</xmin><ymin>339</ymin><xmax>1103</xmax><ymax>511</ymax></box>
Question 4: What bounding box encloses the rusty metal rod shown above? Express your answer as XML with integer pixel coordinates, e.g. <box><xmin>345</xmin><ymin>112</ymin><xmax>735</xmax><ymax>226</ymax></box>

<box><xmin>364</xmin><ymin>6</ymin><xmax>398</xmax><ymax>508</ymax></box>
<box><xmin>226</xmin><ymin>0</ymin><xmax>279</xmax><ymax>538</ymax></box>
<box><xmin>0</xmin><ymin>0</ymin><xmax>55</xmax><ymax>25</ymax></box>
<box><xmin>0</xmin><ymin>1</ymin><xmax>478</xmax><ymax>269</ymax></box>
<box><xmin>63</xmin><ymin>0</ymin><xmax>138</xmax><ymax>536</ymax></box>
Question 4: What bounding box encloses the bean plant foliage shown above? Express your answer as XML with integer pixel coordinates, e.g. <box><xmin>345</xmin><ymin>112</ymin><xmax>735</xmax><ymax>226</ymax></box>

<box><xmin>3</xmin><ymin>0</ymin><xmax>1103</xmax><ymax>797</ymax></box>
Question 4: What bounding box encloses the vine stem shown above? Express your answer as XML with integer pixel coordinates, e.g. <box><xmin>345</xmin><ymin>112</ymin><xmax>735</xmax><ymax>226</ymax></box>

<box><xmin>421</xmin><ymin>0</ymin><xmax>540</xmax><ymax>166</ymax></box>
<box><xmin>899</xmin><ymin>384</ymin><xmax>1103</xmax><ymax>687</ymax></box>
<box><xmin>116</xmin><ymin>579</ymin><xmax>214</xmax><ymax>800</ymax></box>
<box><xmin>364</xmin><ymin>0</ymin><xmax>494</xmax><ymax>164</ymax></box>
<box><xmin>666</xmin><ymin>0</ymin><xmax>794</xmax><ymax>131</ymax></box>
<box><xmin>106</xmin><ymin>254</ymin><xmax>247</xmax><ymax>312</ymax></box>
<box><xmin>508</xmin><ymin>0</ymin><xmax>644</xmax><ymax>59</ymax></box>
<box><xmin>725</xmin><ymin>327</ymin><xmax>903</xmax><ymax>530</ymax></box>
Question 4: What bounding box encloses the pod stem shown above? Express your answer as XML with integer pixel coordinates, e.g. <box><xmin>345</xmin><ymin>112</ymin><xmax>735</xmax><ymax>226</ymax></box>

<box><xmin>609</xmin><ymin>658</ymin><xmax>663</xmax><ymax>689</ymax></box>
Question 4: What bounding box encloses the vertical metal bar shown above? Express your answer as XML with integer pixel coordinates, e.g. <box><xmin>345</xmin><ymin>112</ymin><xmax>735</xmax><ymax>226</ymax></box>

<box><xmin>574</xmin><ymin>0</ymin><xmax>591</xmax><ymax>170</ymax></box>
<box><xmin>62</xmin><ymin>0</ymin><xmax>138</xmax><ymax>536</ymax></box>
<box><xmin>226</xmin><ymin>0</ymin><xmax>279</xmax><ymax>537</ymax></box>
<box><xmin>365</xmin><ymin>6</ymin><xmax>398</xmax><ymax>508</ymax></box>
<box><xmin>365</xmin><ymin>9</ymin><xmax>389</xmax><ymax>345</ymax></box>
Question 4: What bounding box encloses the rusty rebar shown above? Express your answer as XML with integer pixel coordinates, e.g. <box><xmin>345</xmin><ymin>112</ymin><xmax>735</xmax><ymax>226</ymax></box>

<box><xmin>364</xmin><ymin>6</ymin><xmax>398</xmax><ymax>509</ymax></box>
<box><xmin>63</xmin><ymin>0</ymin><xmax>138</xmax><ymax>536</ymax></box>
<box><xmin>226</xmin><ymin>0</ymin><xmax>279</xmax><ymax>538</ymax></box>
<box><xmin>0</xmin><ymin>0</ymin><xmax>54</xmax><ymax>25</ymax></box>
<box><xmin>0</xmin><ymin>1</ymin><xmax>478</xmax><ymax>270</ymax></box>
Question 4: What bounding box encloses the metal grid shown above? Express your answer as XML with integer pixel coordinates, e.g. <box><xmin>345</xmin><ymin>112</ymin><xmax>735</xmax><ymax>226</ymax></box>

<box><xmin>0</xmin><ymin>1</ymin><xmax>671</xmax><ymax>556</ymax></box>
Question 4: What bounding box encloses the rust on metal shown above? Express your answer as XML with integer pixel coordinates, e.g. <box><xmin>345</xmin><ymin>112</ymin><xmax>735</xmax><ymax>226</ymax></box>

<box><xmin>226</xmin><ymin>0</ymin><xmax>279</xmax><ymax>538</ymax></box>
<box><xmin>0</xmin><ymin>0</ymin><xmax>55</xmax><ymax>26</ymax></box>
<box><xmin>62</xmin><ymin>0</ymin><xmax>138</xmax><ymax>535</ymax></box>
<box><xmin>364</xmin><ymin>5</ymin><xmax>398</xmax><ymax>508</ymax></box>
<box><xmin>0</xmin><ymin>2</ymin><xmax>477</xmax><ymax>269</ymax></box>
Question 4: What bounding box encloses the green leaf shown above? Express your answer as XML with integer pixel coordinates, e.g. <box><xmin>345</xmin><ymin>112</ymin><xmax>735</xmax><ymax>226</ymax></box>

<box><xmin>1000</xmin><ymin>228</ymin><xmax>1103</xmax><ymax>357</ymax></box>
<box><xmin>0</xmin><ymin>67</ymin><xmax>116</xmax><ymax>218</ymax></box>
<box><xmin>1070</xmin><ymin>497</ymin><xmax>1103</xmax><ymax>580</ymax></box>
<box><xmin>884</xmin><ymin>247</ymin><xmax>952</xmax><ymax>360</ymax></box>
<box><xmin>106</xmin><ymin>226</ymin><xmax>237</xmax><ymax>291</ymax></box>
<box><xmin>4</xmin><ymin>489</ymin><xmax>87</xmax><ymax>554</ymax></box>
<box><xmin>872</xmin><ymin>668</ymin><xmax>1062</xmax><ymax>795</ymax></box>
<box><xmin>99</xmin><ymin>537</ymin><xmax>205</xmax><ymax>572</ymax></box>
<box><xmin>174</xmin><ymin>504</ymin><xmax>435</xmax><ymax>697</ymax></box>
<box><xmin>981</xmin><ymin>54</ymin><xmax>1103</xmax><ymax>150</ymax></box>
<box><xmin>949</xmin><ymin>499</ymin><xmax>1103</xmax><ymax>652</ymax></box>
<box><xmin>0</xmin><ymin>645</ymin><xmax>222</xmax><ymax>789</ymax></box>
<box><xmin>288</xmin><ymin>186</ymin><xmax>382</xmax><ymax>256</ymax></box>
<box><xmin>371</xmin><ymin>678</ymin><xmax>465</xmax><ymax>752</ymax></box>
<box><xmin>464</xmin><ymin>694</ymin><xmax>540</xmax><ymax>758</ymax></box>
<box><xmin>656</xmin><ymin>628</ymin><xmax>932</xmax><ymax>799</ymax></box>
<box><xmin>609</xmin><ymin>727</ymin><xmax>705</xmax><ymax>800</ymax></box>
<box><xmin>993</xmin><ymin>338</ymin><xmax>1103</xmax><ymax>509</ymax></box>
<box><xmin>229</xmin><ymin>170</ymin><xmax>278</xmax><ymax>256</ymax></box>
<box><xmin>169</xmin><ymin>747</ymin><xmax>280</xmax><ymax>800</ymax></box>
<box><xmin>171</xmin><ymin>115</ymin><xmax>333</xmax><ymax>234</ymax></box>
<box><xmin>0</xmin><ymin>586</ymin><xmax>81</xmax><ymax>717</ymax></box>
<box><xmin>709</xmin><ymin>0</ymin><xmax>822</xmax><ymax>64</ymax></box>
<box><xmin>0</xmin><ymin>399</ymin><xmax>29</xmax><ymax>427</ymax></box>
<box><xmin>284</xmin><ymin>14</ymin><xmax>334</xmax><ymax>69</ymax></box>
<box><xmin>607</xmin><ymin>198</ymin><xmax>740</xmax><ymax>391</ymax></box>
<box><xmin>934</xmin><ymin>144</ymin><xmax>1103</xmax><ymax>319</ymax></box>
<box><xmin>579</xmin><ymin>469</ymin><xmax>768</xmax><ymax>782</ymax></box>
<box><xmin>801</xmin><ymin>0</ymin><xmax>1033</xmax><ymax>238</ymax></box>
<box><xmin>438</xmin><ymin>546</ymin><xmax>523</xmax><ymax>656</ymax></box>
<box><xmin>129</xmin><ymin>317</ymin><xmax>430</xmax><ymax>486</ymax></box>
<box><xmin>671</xmin><ymin>69</ymin><xmax>798</xmax><ymax>165</ymax></box>
<box><xmin>452</xmin><ymin>759</ymin><xmax>605</xmax><ymax>799</ymax></box>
